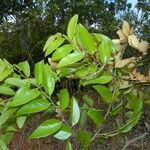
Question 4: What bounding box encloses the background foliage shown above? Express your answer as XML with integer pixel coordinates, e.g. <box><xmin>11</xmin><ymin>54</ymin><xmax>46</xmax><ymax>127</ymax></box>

<box><xmin>0</xmin><ymin>0</ymin><xmax>149</xmax><ymax>64</ymax></box>
<box><xmin>0</xmin><ymin>14</ymin><xmax>149</xmax><ymax>149</ymax></box>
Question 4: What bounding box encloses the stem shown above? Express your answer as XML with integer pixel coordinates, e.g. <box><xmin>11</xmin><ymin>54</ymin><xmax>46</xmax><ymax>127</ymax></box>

<box><xmin>13</xmin><ymin>66</ymin><xmax>57</xmax><ymax>107</ymax></box>
<box><xmin>81</xmin><ymin>60</ymin><xmax>107</xmax><ymax>80</ymax></box>
<box><xmin>13</xmin><ymin>65</ymin><xmax>71</xmax><ymax>126</ymax></box>
<box><xmin>121</xmin><ymin>132</ymin><xmax>148</xmax><ymax>150</ymax></box>
<box><xmin>91</xmin><ymin>73</ymin><xmax>118</xmax><ymax>141</ymax></box>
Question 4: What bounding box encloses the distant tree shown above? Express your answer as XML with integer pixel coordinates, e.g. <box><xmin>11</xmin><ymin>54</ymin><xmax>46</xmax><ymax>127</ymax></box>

<box><xmin>1</xmin><ymin>0</ymin><xmax>148</xmax><ymax>64</ymax></box>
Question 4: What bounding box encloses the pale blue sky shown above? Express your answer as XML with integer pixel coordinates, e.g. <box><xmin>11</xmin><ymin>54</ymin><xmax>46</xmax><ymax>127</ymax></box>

<box><xmin>127</xmin><ymin>0</ymin><xmax>138</xmax><ymax>8</ymax></box>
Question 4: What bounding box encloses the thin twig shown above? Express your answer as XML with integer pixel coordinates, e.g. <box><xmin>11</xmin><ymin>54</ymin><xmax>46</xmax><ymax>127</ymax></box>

<box><xmin>121</xmin><ymin>132</ymin><xmax>148</xmax><ymax>150</ymax></box>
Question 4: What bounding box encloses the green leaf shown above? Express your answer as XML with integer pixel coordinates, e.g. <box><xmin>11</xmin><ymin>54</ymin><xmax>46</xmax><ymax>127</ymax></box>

<box><xmin>45</xmin><ymin>37</ymin><xmax>65</xmax><ymax>56</ymax></box>
<box><xmin>126</xmin><ymin>94</ymin><xmax>143</xmax><ymax>112</ymax></box>
<box><xmin>93</xmin><ymin>85</ymin><xmax>113</xmax><ymax>104</ymax></box>
<box><xmin>0</xmin><ymin>139</ymin><xmax>8</xmax><ymax>150</ymax></box>
<box><xmin>0</xmin><ymin>108</ymin><xmax>16</xmax><ymax>126</ymax></box>
<box><xmin>34</xmin><ymin>61</ymin><xmax>44</xmax><ymax>85</ymax></box>
<box><xmin>0</xmin><ymin>68</ymin><xmax>12</xmax><ymax>82</ymax></box>
<box><xmin>83</xmin><ymin>95</ymin><xmax>94</xmax><ymax>107</ymax></box>
<box><xmin>29</xmin><ymin>119</ymin><xmax>62</xmax><ymax>139</ymax></box>
<box><xmin>58</xmin><ymin>89</ymin><xmax>70</xmax><ymax>110</ymax></box>
<box><xmin>79</xmin><ymin>103</ymin><xmax>89</xmax><ymax>127</ymax></box>
<box><xmin>52</xmin><ymin>44</ymin><xmax>74</xmax><ymax>61</ymax></box>
<box><xmin>57</xmin><ymin>51</ymin><xmax>85</xmax><ymax>68</ymax></box>
<box><xmin>16</xmin><ymin>98</ymin><xmax>50</xmax><ymax>116</ymax></box>
<box><xmin>0</xmin><ymin>59</ymin><xmax>6</xmax><ymax>74</ymax></box>
<box><xmin>98</xmin><ymin>42</ymin><xmax>111</xmax><ymax>63</ymax></box>
<box><xmin>80</xmin><ymin>95</ymin><xmax>94</xmax><ymax>127</ymax></box>
<box><xmin>15</xmin><ymin>84</ymin><xmax>30</xmax><ymax>97</ymax></box>
<box><xmin>75</xmin><ymin>64</ymin><xmax>97</xmax><ymax>77</ymax></box>
<box><xmin>0</xmin><ymin>86</ymin><xmax>15</xmax><ymax>95</ymax></box>
<box><xmin>6</xmin><ymin>125</ymin><xmax>17</xmax><ymax>132</ymax></box>
<box><xmin>104</xmin><ymin>111</ymin><xmax>142</xmax><ymax>137</ymax></box>
<box><xmin>88</xmin><ymin>109</ymin><xmax>104</xmax><ymax>126</ymax></box>
<box><xmin>78</xmin><ymin>24</ymin><xmax>96</xmax><ymax>54</ymax></box>
<box><xmin>121</xmin><ymin>111</ymin><xmax>142</xmax><ymax>133</ymax></box>
<box><xmin>67</xmin><ymin>14</ymin><xmax>78</xmax><ymax>40</ymax></box>
<box><xmin>18</xmin><ymin>61</ymin><xmax>30</xmax><ymax>77</ymax></box>
<box><xmin>43</xmin><ymin>33</ymin><xmax>61</xmax><ymax>52</ymax></box>
<box><xmin>0</xmin><ymin>132</ymin><xmax>13</xmax><ymax>146</ymax></box>
<box><xmin>77</xmin><ymin>130</ymin><xmax>91</xmax><ymax>148</ymax></box>
<box><xmin>94</xmin><ymin>33</ymin><xmax>116</xmax><ymax>52</ymax></box>
<box><xmin>9</xmin><ymin>89</ymin><xmax>40</xmax><ymax>106</ymax></box>
<box><xmin>66</xmin><ymin>140</ymin><xmax>73</xmax><ymax>150</ymax></box>
<box><xmin>42</xmin><ymin>64</ymin><xmax>55</xmax><ymax>95</ymax></box>
<box><xmin>58</xmin><ymin>68</ymin><xmax>77</xmax><ymax>77</ymax></box>
<box><xmin>23</xmin><ymin>78</ymin><xmax>36</xmax><ymax>85</ymax></box>
<box><xmin>17</xmin><ymin>116</ymin><xmax>26</xmax><ymax>129</ymax></box>
<box><xmin>70</xmin><ymin>97</ymin><xmax>80</xmax><ymax>126</ymax></box>
<box><xmin>111</xmin><ymin>102</ymin><xmax>123</xmax><ymax>116</ymax></box>
<box><xmin>82</xmin><ymin>72</ymin><xmax>112</xmax><ymax>86</ymax></box>
<box><xmin>5</xmin><ymin>77</ymin><xmax>27</xmax><ymax>87</ymax></box>
<box><xmin>54</xmin><ymin>124</ymin><xmax>72</xmax><ymax>140</ymax></box>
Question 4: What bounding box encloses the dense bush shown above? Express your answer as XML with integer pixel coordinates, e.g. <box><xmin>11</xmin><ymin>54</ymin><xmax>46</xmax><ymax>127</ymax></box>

<box><xmin>0</xmin><ymin>15</ymin><xmax>149</xmax><ymax>149</ymax></box>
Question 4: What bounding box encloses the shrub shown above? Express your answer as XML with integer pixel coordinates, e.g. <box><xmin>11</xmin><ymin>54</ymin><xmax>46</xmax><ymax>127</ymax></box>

<box><xmin>0</xmin><ymin>15</ymin><xmax>149</xmax><ymax>149</ymax></box>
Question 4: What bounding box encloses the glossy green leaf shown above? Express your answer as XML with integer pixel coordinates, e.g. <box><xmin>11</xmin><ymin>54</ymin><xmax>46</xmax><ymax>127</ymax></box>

<box><xmin>0</xmin><ymin>139</ymin><xmax>8</xmax><ymax>150</ymax></box>
<box><xmin>42</xmin><ymin>64</ymin><xmax>55</xmax><ymax>95</ymax></box>
<box><xmin>43</xmin><ymin>33</ymin><xmax>61</xmax><ymax>51</ymax></box>
<box><xmin>78</xmin><ymin>24</ymin><xmax>96</xmax><ymax>54</ymax></box>
<box><xmin>0</xmin><ymin>68</ymin><xmax>12</xmax><ymax>82</ymax></box>
<box><xmin>75</xmin><ymin>64</ymin><xmax>97</xmax><ymax>77</ymax></box>
<box><xmin>34</xmin><ymin>61</ymin><xmax>44</xmax><ymax>85</ymax></box>
<box><xmin>45</xmin><ymin>37</ymin><xmax>65</xmax><ymax>56</ymax></box>
<box><xmin>88</xmin><ymin>109</ymin><xmax>104</xmax><ymax>126</ymax></box>
<box><xmin>67</xmin><ymin>14</ymin><xmax>78</xmax><ymax>40</ymax></box>
<box><xmin>0</xmin><ymin>59</ymin><xmax>6</xmax><ymax>74</ymax></box>
<box><xmin>0</xmin><ymin>108</ymin><xmax>16</xmax><ymax>126</ymax></box>
<box><xmin>58</xmin><ymin>89</ymin><xmax>70</xmax><ymax>110</ymax></box>
<box><xmin>18</xmin><ymin>61</ymin><xmax>30</xmax><ymax>77</ymax></box>
<box><xmin>16</xmin><ymin>98</ymin><xmax>50</xmax><ymax>116</ymax></box>
<box><xmin>75</xmin><ymin>25</ymin><xmax>83</xmax><ymax>47</ymax></box>
<box><xmin>66</xmin><ymin>140</ymin><xmax>73</xmax><ymax>150</ymax></box>
<box><xmin>82</xmin><ymin>72</ymin><xmax>112</xmax><ymax>86</ymax></box>
<box><xmin>70</xmin><ymin>97</ymin><xmax>80</xmax><ymax>126</ymax></box>
<box><xmin>93</xmin><ymin>85</ymin><xmax>113</xmax><ymax>104</ymax></box>
<box><xmin>52</xmin><ymin>44</ymin><xmax>74</xmax><ymax>61</ymax></box>
<box><xmin>9</xmin><ymin>89</ymin><xmax>40</xmax><ymax>106</ymax></box>
<box><xmin>15</xmin><ymin>84</ymin><xmax>30</xmax><ymax>97</ymax></box>
<box><xmin>54</xmin><ymin>124</ymin><xmax>72</xmax><ymax>140</ymax></box>
<box><xmin>23</xmin><ymin>78</ymin><xmax>36</xmax><ymax>85</ymax></box>
<box><xmin>29</xmin><ymin>119</ymin><xmax>62</xmax><ymax>139</ymax></box>
<box><xmin>5</xmin><ymin>77</ymin><xmax>27</xmax><ymax>87</ymax></box>
<box><xmin>17</xmin><ymin>116</ymin><xmax>26</xmax><ymax>129</ymax></box>
<box><xmin>58</xmin><ymin>68</ymin><xmax>77</xmax><ymax>77</ymax></box>
<box><xmin>98</xmin><ymin>42</ymin><xmax>111</xmax><ymax>63</ymax></box>
<box><xmin>77</xmin><ymin>130</ymin><xmax>91</xmax><ymax>148</ymax></box>
<box><xmin>57</xmin><ymin>51</ymin><xmax>85</xmax><ymax>68</ymax></box>
<box><xmin>94</xmin><ymin>33</ymin><xmax>116</xmax><ymax>52</ymax></box>
<box><xmin>0</xmin><ymin>86</ymin><xmax>15</xmax><ymax>95</ymax></box>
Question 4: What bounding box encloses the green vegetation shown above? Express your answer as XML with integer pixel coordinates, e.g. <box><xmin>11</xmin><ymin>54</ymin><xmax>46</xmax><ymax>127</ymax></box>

<box><xmin>0</xmin><ymin>15</ymin><xmax>149</xmax><ymax>149</ymax></box>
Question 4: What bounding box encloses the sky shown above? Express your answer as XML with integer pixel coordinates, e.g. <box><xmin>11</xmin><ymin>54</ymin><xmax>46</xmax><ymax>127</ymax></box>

<box><xmin>127</xmin><ymin>0</ymin><xmax>138</xmax><ymax>8</ymax></box>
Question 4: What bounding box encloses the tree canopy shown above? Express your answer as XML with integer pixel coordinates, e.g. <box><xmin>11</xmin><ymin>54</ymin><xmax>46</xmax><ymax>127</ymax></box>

<box><xmin>0</xmin><ymin>0</ymin><xmax>149</xmax><ymax>63</ymax></box>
